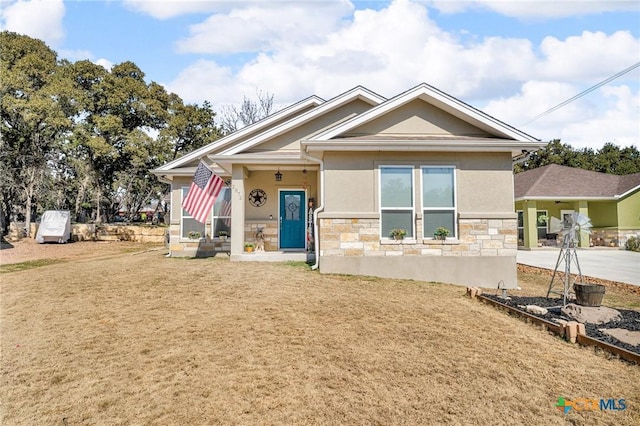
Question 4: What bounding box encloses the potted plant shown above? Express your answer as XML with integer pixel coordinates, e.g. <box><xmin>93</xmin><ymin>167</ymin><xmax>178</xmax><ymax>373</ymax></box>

<box><xmin>537</xmin><ymin>214</ymin><xmax>548</xmax><ymax>227</ymax></box>
<box><xmin>390</xmin><ymin>228</ymin><xmax>407</xmax><ymax>240</ymax></box>
<box><xmin>217</xmin><ymin>231</ymin><xmax>228</xmax><ymax>241</ymax></box>
<box><xmin>244</xmin><ymin>242</ymin><xmax>255</xmax><ymax>252</ymax></box>
<box><xmin>433</xmin><ymin>227</ymin><xmax>450</xmax><ymax>240</ymax></box>
<box><xmin>187</xmin><ymin>231</ymin><xmax>202</xmax><ymax>240</ymax></box>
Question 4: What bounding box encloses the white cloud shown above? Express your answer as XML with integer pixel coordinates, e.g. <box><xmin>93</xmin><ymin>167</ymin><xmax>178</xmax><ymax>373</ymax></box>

<box><xmin>427</xmin><ymin>0</ymin><xmax>639</xmax><ymax>19</ymax></box>
<box><xmin>558</xmin><ymin>85</ymin><xmax>639</xmax><ymax>149</ymax></box>
<box><xmin>123</xmin><ymin>0</ymin><xmax>354</xmax><ymax>20</ymax></box>
<box><xmin>0</xmin><ymin>0</ymin><xmax>65</xmax><ymax>46</ymax></box>
<box><xmin>166</xmin><ymin>0</ymin><xmax>639</xmax><ymax>152</ymax></box>
<box><xmin>172</xmin><ymin>1</ymin><xmax>639</xmax><ymax>103</ymax></box>
<box><xmin>95</xmin><ymin>58</ymin><xmax>114</xmax><ymax>71</ymax></box>
<box><xmin>484</xmin><ymin>81</ymin><xmax>639</xmax><ymax>149</ymax></box>
<box><xmin>167</xmin><ymin>59</ymin><xmax>236</xmax><ymax>105</ymax></box>
<box><xmin>174</xmin><ymin>1</ymin><xmax>354</xmax><ymax>54</ymax></box>
<box><xmin>122</xmin><ymin>0</ymin><xmax>223</xmax><ymax>19</ymax></box>
<box><xmin>538</xmin><ymin>31</ymin><xmax>640</xmax><ymax>80</ymax></box>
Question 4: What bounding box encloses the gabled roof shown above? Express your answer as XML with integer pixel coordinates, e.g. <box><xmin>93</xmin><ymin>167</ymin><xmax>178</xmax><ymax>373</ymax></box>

<box><xmin>218</xmin><ymin>86</ymin><xmax>386</xmax><ymax>156</ymax></box>
<box><xmin>312</xmin><ymin>83</ymin><xmax>540</xmax><ymax>142</ymax></box>
<box><xmin>153</xmin><ymin>94</ymin><xmax>325</xmax><ymax>173</ymax></box>
<box><xmin>514</xmin><ymin>164</ymin><xmax>640</xmax><ymax>200</ymax></box>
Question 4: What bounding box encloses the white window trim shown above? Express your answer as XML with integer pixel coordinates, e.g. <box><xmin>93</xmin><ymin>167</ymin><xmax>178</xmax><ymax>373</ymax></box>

<box><xmin>420</xmin><ymin>166</ymin><xmax>457</xmax><ymax>239</ymax></box>
<box><xmin>379</xmin><ymin>165</ymin><xmax>415</xmax><ymax>239</ymax></box>
<box><xmin>180</xmin><ymin>186</ymin><xmax>206</xmax><ymax>240</ymax></box>
<box><xmin>211</xmin><ymin>186</ymin><xmax>231</xmax><ymax>239</ymax></box>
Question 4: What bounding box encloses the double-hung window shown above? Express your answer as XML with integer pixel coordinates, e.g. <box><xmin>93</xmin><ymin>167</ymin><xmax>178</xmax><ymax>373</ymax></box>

<box><xmin>212</xmin><ymin>186</ymin><xmax>232</xmax><ymax>238</ymax></box>
<box><xmin>380</xmin><ymin>166</ymin><xmax>414</xmax><ymax>238</ymax></box>
<box><xmin>181</xmin><ymin>186</ymin><xmax>206</xmax><ymax>239</ymax></box>
<box><xmin>422</xmin><ymin>166</ymin><xmax>456</xmax><ymax>238</ymax></box>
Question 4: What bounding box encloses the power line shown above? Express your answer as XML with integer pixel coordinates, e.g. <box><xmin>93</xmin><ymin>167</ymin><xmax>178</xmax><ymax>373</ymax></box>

<box><xmin>520</xmin><ymin>61</ymin><xmax>640</xmax><ymax>126</ymax></box>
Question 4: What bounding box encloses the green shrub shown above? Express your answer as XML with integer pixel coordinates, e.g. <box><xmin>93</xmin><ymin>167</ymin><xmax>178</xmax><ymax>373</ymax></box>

<box><xmin>625</xmin><ymin>236</ymin><xmax>640</xmax><ymax>252</ymax></box>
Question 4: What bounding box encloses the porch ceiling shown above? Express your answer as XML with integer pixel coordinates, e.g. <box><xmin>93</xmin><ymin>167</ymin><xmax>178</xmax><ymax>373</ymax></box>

<box><xmin>209</xmin><ymin>152</ymin><xmax>318</xmax><ymax>174</ymax></box>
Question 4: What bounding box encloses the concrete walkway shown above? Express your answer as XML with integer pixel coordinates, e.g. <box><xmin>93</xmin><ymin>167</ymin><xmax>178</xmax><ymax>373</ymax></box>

<box><xmin>516</xmin><ymin>248</ymin><xmax>640</xmax><ymax>286</ymax></box>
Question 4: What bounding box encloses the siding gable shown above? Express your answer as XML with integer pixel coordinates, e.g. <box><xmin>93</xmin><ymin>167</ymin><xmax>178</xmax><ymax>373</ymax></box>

<box><xmin>246</xmin><ymin>98</ymin><xmax>377</xmax><ymax>153</ymax></box>
<box><xmin>342</xmin><ymin>98</ymin><xmax>493</xmax><ymax>138</ymax></box>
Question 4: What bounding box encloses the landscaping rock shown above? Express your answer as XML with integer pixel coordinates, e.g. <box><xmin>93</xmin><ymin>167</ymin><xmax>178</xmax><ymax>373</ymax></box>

<box><xmin>561</xmin><ymin>303</ymin><xmax>622</xmax><ymax>325</ymax></box>
<box><xmin>599</xmin><ymin>328</ymin><xmax>640</xmax><ymax>347</ymax></box>
<box><xmin>522</xmin><ymin>305</ymin><xmax>548</xmax><ymax>315</ymax></box>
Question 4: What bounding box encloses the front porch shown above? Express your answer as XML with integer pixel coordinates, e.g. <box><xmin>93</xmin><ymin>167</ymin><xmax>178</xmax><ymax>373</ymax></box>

<box><xmin>231</xmin><ymin>250</ymin><xmax>315</xmax><ymax>262</ymax></box>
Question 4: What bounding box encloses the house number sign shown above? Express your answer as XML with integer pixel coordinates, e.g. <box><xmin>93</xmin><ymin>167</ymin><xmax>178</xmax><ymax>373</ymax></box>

<box><xmin>248</xmin><ymin>189</ymin><xmax>267</xmax><ymax>207</ymax></box>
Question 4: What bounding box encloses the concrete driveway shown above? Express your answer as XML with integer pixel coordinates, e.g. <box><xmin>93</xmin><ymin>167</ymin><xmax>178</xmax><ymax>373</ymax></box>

<box><xmin>516</xmin><ymin>248</ymin><xmax>640</xmax><ymax>286</ymax></box>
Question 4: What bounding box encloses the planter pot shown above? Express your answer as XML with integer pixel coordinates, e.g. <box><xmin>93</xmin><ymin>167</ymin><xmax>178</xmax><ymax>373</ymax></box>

<box><xmin>573</xmin><ymin>283</ymin><xmax>605</xmax><ymax>307</ymax></box>
<box><xmin>245</xmin><ymin>247</ymin><xmax>254</xmax><ymax>253</ymax></box>
<box><xmin>434</xmin><ymin>235</ymin><xmax>446</xmax><ymax>240</ymax></box>
<box><xmin>393</xmin><ymin>235</ymin><xmax>404</xmax><ymax>241</ymax></box>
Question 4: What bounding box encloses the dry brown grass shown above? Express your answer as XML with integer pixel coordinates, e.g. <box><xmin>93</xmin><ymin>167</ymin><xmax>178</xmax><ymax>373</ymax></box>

<box><xmin>1</xmin><ymin>242</ymin><xmax>639</xmax><ymax>425</ymax></box>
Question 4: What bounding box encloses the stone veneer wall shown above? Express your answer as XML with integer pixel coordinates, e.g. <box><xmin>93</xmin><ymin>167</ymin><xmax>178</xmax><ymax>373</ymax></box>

<box><xmin>318</xmin><ymin>217</ymin><xmax>518</xmax><ymax>257</ymax></box>
<box><xmin>617</xmin><ymin>229</ymin><xmax>640</xmax><ymax>248</ymax></box>
<box><xmin>167</xmin><ymin>220</ymin><xmax>282</xmax><ymax>257</ymax></box>
<box><xmin>588</xmin><ymin>228</ymin><xmax>640</xmax><ymax>248</ymax></box>
<box><xmin>244</xmin><ymin>221</ymin><xmax>279</xmax><ymax>251</ymax></box>
<box><xmin>590</xmin><ymin>229</ymin><xmax>621</xmax><ymax>247</ymax></box>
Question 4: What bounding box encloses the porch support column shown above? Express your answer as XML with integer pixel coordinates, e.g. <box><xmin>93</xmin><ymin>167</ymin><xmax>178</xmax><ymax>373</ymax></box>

<box><xmin>230</xmin><ymin>164</ymin><xmax>246</xmax><ymax>257</ymax></box>
<box><xmin>576</xmin><ymin>200</ymin><xmax>589</xmax><ymax>248</ymax></box>
<box><xmin>523</xmin><ymin>200</ymin><xmax>538</xmax><ymax>249</ymax></box>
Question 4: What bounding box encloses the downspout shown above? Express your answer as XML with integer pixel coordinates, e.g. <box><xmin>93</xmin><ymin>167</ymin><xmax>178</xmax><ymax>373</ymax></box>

<box><xmin>303</xmin><ymin>151</ymin><xmax>324</xmax><ymax>270</ymax></box>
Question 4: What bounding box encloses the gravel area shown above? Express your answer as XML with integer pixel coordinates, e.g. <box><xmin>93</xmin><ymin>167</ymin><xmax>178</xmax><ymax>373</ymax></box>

<box><xmin>483</xmin><ymin>294</ymin><xmax>640</xmax><ymax>356</ymax></box>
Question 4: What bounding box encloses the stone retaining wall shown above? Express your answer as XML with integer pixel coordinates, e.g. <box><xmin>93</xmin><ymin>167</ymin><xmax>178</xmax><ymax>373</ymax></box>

<box><xmin>8</xmin><ymin>222</ymin><xmax>167</xmax><ymax>243</ymax></box>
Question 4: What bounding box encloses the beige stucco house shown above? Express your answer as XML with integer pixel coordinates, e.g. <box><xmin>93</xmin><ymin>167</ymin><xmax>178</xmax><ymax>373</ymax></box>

<box><xmin>515</xmin><ymin>164</ymin><xmax>640</xmax><ymax>249</ymax></box>
<box><xmin>153</xmin><ymin>83</ymin><xmax>545</xmax><ymax>288</ymax></box>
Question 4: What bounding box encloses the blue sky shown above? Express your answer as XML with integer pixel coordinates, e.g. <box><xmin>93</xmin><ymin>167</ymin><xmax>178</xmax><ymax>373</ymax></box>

<box><xmin>1</xmin><ymin>0</ymin><xmax>638</xmax><ymax>149</ymax></box>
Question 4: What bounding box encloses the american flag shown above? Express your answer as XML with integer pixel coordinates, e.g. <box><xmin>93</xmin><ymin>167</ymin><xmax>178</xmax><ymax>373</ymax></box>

<box><xmin>182</xmin><ymin>161</ymin><xmax>224</xmax><ymax>224</ymax></box>
<box><xmin>220</xmin><ymin>188</ymin><xmax>232</xmax><ymax>226</ymax></box>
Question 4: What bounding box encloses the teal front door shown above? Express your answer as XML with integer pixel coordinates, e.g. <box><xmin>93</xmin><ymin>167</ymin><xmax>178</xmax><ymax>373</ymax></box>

<box><xmin>280</xmin><ymin>190</ymin><xmax>306</xmax><ymax>249</ymax></box>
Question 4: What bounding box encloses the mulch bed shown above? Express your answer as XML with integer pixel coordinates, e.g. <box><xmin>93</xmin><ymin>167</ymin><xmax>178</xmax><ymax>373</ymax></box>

<box><xmin>483</xmin><ymin>294</ymin><xmax>640</xmax><ymax>356</ymax></box>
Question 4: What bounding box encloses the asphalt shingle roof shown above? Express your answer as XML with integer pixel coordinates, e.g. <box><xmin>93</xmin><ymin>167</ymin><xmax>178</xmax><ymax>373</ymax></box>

<box><xmin>514</xmin><ymin>164</ymin><xmax>640</xmax><ymax>199</ymax></box>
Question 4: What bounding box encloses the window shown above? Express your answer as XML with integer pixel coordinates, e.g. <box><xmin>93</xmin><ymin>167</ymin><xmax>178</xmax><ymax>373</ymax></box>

<box><xmin>380</xmin><ymin>166</ymin><xmax>414</xmax><ymax>238</ymax></box>
<box><xmin>536</xmin><ymin>210</ymin><xmax>548</xmax><ymax>240</ymax></box>
<box><xmin>181</xmin><ymin>186</ymin><xmax>206</xmax><ymax>239</ymax></box>
<box><xmin>517</xmin><ymin>210</ymin><xmax>549</xmax><ymax>244</ymax></box>
<box><xmin>422</xmin><ymin>167</ymin><xmax>456</xmax><ymax>238</ymax></box>
<box><xmin>212</xmin><ymin>187</ymin><xmax>232</xmax><ymax>238</ymax></box>
<box><xmin>517</xmin><ymin>210</ymin><xmax>524</xmax><ymax>244</ymax></box>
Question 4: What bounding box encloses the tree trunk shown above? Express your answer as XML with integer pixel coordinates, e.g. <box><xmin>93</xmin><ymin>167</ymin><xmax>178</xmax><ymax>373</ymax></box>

<box><xmin>22</xmin><ymin>167</ymin><xmax>37</xmax><ymax>238</ymax></box>
<box><xmin>74</xmin><ymin>175</ymin><xmax>90</xmax><ymax>221</ymax></box>
<box><xmin>95</xmin><ymin>188</ymin><xmax>102</xmax><ymax>224</ymax></box>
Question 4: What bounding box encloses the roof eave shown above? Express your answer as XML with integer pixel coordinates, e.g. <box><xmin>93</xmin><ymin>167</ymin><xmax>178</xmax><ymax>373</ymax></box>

<box><xmin>617</xmin><ymin>185</ymin><xmax>640</xmax><ymax>198</ymax></box>
<box><xmin>514</xmin><ymin>196</ymin><xmax>618</xmax><ymax>202</ymax></box>
<box><xmin>302</xmin><ymin>139</ymin><xmax>547</xmax><ymax>157</ymax></box>
<box><xmin>220</xmin><ymin>87</ymin><xmax>386</xmax><ymax>156</ymax></box>
<box><xmin>313</xmin><ymin>83</ymin><xmax>541</xmax><ymax>142</ymax></box>
<box><xmin>154</xmin><ymin>95</ymin><xmax>325</xmax><ymax>172</ymax></box>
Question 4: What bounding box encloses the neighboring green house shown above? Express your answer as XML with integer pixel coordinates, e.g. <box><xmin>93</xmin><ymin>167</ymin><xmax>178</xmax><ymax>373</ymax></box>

<box><xmin>153</xmin><ymin>83</ymin><xmax>545</xmax><ymax>288</ymax></box>
<box><xmin>514</xmin><ymin>164</ymin><xmax>640</xmax><ymax>249</ymax></box>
